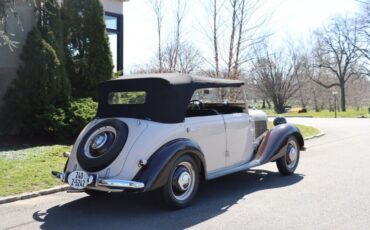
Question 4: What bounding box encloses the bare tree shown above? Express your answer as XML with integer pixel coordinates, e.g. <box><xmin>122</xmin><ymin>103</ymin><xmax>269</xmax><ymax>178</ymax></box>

<box><xmin>149</xmin><ymin>0</ymin><xmax>165</xmax><ymax>73</ymax></box>
<box><xmin>346</xmin><ymin>77</ymin><xmax>370</xmax><ymax>111</ymax></box>
<box><xmin>198</xmin><ymin>0</ymin><xmax>222</xmax><ymax>78</ymax></box>
<box><xmin>202</xmin><ymin>0</ymin><xmax>270</xmax><ymax>80</ymax></box>
<box><xmin>161</xmin><ymin>41</ymin><xmax>202</xmax><ymax>73</ymax></box>
<box><xmin>0</xmin><ymin>0</ymin><xmax>49</xmax><ymax>51</ymax></box>
<box><xmin>177</xmin><ymin>43</ymin><xmax>202</xmax><ymax>73</ymax></box>
<box><xmin>212</xmin><ymin>0</ymin><xmax>220</xmax><ymax>78</ymax></box>
<box><xmin>251</xmin><ymin>44</ymin><xmax>302</xmax><ymax>113</ymax></box>
<box><xmin>146</xmin><ymin>0</ymin><xmax>201</xmax><ymax>74</ymax></box>
<box><xmin>232</xmin><ymin>0</ymin><xmax>246</xmax><ymax>80</ymax></box>
<box><xmin>226</xmin><ymin>0</ymin><xmax>238</xmax><ymax>79</ymax></box>
<box><xmin>0</xmin><ymin>0</ymin><xmax>28</xmax><ymax>50</ymax></box>
<box><xmin>171</xmin><ymin>0</ymin><xmax>187</xmax><ymax>72</ymax></box>
<box><xmin>312</xmin><ymin>16</ymin><xmax>364</xmax><ymax>111</ymax></box>
<box><xmin>161</xmin><ymin>0</ymin><xmax>188</xmax><ymax>72</ymax></box>
<box><xmin>296</xmin><ymin>49</ymin><xmax>324</xmax><ymax>111</ymax></box>
<box><xmin>357</xmin><ymin>0</ymin><xmax>370</xmax><ymax>76</ymax></box>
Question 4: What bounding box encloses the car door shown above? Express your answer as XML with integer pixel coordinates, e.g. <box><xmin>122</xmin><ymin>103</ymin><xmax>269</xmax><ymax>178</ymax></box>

<box><xmin>184</xmin><ymin>115</ymin><xmax>227</xmax><ymax>172</ymax></box>
<box><xmin>222</xmin><ymin>112</ymin><xmax>255</xmax><ymax>167</ymax></box>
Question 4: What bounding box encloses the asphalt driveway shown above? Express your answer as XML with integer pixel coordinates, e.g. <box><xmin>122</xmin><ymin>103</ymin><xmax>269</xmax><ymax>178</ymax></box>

<box><xmin>1</xmin><ymin>118</ymin><xmax>369</xmax><ymax>230</ymax></box>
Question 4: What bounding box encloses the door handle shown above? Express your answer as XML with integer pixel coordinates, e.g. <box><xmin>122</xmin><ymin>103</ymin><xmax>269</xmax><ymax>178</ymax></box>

<box><xmin>186</xmin><ymin>127</ymin><xmax>195</xmax><ymax>133</ymax></box>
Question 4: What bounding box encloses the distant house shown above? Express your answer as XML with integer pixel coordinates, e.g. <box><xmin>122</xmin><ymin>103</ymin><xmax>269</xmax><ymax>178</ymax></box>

<box><xmin>0</xmin><ymin>0</ymin><xmax>128</xmax><ymax>107</ymax></box>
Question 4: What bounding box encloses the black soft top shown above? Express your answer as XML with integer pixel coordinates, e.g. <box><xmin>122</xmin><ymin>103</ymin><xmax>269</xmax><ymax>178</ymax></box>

<box><xmin>96</xmin><ymin>73</ymin><xmax>244</xmax><ymax>123</ymax></box>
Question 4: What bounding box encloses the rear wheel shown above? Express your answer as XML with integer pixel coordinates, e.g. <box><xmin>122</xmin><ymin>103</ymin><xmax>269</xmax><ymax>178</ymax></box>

<box><xmin>162</xmin><ymin>155</ymin><xmax>199</xmax><ymax>209</ymax></box>
<box><xmin>276</xmin><ymin>136</ymin><xmax>300</xmax><ymax>175</ymax></box>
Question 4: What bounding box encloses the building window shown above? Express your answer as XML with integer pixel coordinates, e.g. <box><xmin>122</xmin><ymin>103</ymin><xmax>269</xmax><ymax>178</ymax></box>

<box><xmin>105</xmin><ymin>13</ymin><xmax>123</xmax><ymax>72</ymax></box>
<box><xmin>106</xmin><ymin>15</ymin><xmax>118</xmax><ymax>30</ymax></box>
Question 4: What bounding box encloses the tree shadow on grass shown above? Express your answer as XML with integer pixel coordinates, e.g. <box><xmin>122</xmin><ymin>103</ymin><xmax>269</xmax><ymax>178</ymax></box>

<box><xmin>33</xmin><ymin>169</ymin><xmax>304</xmax><ymax>230</ymax></box>
<box><xmin>0</xmin><ymin>135</ymin><xmax>73</xmax><ymax>150</ymax></box>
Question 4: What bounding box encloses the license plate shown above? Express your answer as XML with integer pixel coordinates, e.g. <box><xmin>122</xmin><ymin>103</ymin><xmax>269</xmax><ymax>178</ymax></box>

<box><xmin>67</xmin><ymin>171</ymin><xmax>94</xmax><ymax>190</ymax></box>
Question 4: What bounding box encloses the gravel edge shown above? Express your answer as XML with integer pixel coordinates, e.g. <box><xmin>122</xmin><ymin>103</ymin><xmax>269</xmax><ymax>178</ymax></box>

<box><xmin>0</xmin><ymin>128</ymin><xmax>326</xmax><ymax>205</ymax></box>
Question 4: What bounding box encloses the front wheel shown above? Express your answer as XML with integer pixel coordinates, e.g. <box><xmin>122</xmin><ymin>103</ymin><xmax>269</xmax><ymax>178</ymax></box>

<box><xmin>162</xmin><ymin>155</ymin><xmax>199</xmax><ymax>209</ymax></box>
<box><xmin>276</xmin><ymin>136</ymin><xmax>300</xmax><ymax>175</ymax></box>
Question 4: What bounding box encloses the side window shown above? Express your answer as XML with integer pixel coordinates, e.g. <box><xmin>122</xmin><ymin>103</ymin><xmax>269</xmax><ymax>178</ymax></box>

<box><xmin>191</xmin><ymin>88</ymin><xmax>219</xmax><ymax>102</ymax></box>
<box><xmin>188</xmin><ymin>87</ymin><xmax>246</xmax><ymax>116</ymax></box>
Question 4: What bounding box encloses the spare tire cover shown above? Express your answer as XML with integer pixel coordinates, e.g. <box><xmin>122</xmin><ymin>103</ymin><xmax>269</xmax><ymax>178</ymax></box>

<box><xmin>77</xmin><ymin>119</ymin><xmax>129</xmax><ymax>172</ymax></box>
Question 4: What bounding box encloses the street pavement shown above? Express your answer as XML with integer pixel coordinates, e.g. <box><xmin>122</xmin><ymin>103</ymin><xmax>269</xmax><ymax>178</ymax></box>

<box><xmin>0</xmin><ymin>118</ymin><xmax>370</xmax><ymax>230</ymax></box>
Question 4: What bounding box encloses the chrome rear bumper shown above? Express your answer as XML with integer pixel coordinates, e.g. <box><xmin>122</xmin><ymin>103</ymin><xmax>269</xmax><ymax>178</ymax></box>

<box><xmin>52</xmin><ymin>171</ymin><xmax>145</xmax><ymax>190</ymax></box>
<box><xmin>98</xmin><ymin>178</ymin><xmax>144</xmax><ymax>189</ymax></box>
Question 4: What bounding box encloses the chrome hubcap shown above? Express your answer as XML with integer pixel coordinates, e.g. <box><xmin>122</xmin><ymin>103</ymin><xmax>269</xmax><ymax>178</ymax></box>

<box><xmin>84</xmin><ymin>126</ymin><xmax>117</xmax><ymax>158</ymax></box>
<box><xmin>288</xmin><ymin>147</ymin><xmax>297</xmax><ymax>162</ymax></box>
<box><xmin>178</xmin><ymin>172</ymin><xmax>191</xmax><ymax>190</ymax></box>
<box><xmin>286</xmin><ymin>140</ymin><xmax>298</xmax><ymax>168</ymax></box>
<box><xmin>172</xmin><ymin>162</ymin><xmax>195</xmax><ymax>201</ymax></box>
<box><xmin>91</xmin><ymin>133</ymin><xmax>108</xmax><ymax>150</ymax></box>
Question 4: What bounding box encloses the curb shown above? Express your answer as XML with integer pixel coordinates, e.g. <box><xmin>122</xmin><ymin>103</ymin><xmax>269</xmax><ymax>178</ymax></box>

<box><xmin>0</xmin><ymin>185</ymin><xmax>70</xmax><ymax>205</ymax></box>
<box><xmin>304</xmin><ymin>128</ymin><xmax>325</xmax><ymax>140</ymax></box>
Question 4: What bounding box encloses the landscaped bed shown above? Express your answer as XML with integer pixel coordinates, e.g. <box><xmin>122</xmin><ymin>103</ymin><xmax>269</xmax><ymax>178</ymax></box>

<box><xmin>0</xmin><ymin>123</ymin><xmax>320</xmax><ymax>197</ymax></box>
<box><xmin>268</xmin><ymin>122</ymin><xmax>321</xmax><ymax>138</ymax></box>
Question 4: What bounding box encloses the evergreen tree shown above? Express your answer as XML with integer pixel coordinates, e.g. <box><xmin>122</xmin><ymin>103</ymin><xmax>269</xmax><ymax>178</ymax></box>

<box><xmin>1</xmin><ymin>28</ymin><xmax>67</xmax><ymax>135</ymax></box>
<box><xmin>40</xmin><ymin>0</ymin><xmax>71</xmax><ymax>104</ymax></box>
<box><xmin>0</xmin><ymin>1</ymin><xmax>71</xmax><ymax>136</ymax></box>
<box><xmin>62</xmin><ymin>0</ymin><xmax>113</xmax><ymax>99</ymax></box>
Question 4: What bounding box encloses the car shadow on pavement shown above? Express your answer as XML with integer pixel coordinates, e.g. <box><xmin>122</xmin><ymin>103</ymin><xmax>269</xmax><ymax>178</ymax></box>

<box><xmin>33</xmin><ymin>169</ymin><xmax>304</xmax><ymax>230</ymax></box>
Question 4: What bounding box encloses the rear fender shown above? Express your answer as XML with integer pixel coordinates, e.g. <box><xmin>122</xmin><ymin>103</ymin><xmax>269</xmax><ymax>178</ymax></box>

<box><xmin>255</xmin><ymin>123</ymin><xmax>304</xmax><ymax>163</ymax></box>
<box><xmin>133</xmin><ymin>139</ymin><xmax>206</xmax><ymax>192</ymax></box>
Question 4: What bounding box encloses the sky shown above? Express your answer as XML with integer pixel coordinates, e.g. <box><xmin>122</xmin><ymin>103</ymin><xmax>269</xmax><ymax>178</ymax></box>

<box><xmin>123</xmin><ymin>0</ymin><xmax>361</xmax><ymax>73</ymax></box>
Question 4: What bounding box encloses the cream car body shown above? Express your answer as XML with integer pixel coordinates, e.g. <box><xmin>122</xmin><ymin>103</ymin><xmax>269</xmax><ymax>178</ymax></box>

<box><xmin>54</xmin><ymin>73</ymin><xmax>304</xmax><ymax>208</ymax></box>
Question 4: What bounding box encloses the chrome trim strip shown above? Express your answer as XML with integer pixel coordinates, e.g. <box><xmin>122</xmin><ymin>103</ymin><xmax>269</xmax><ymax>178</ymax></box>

<box><xmin>98</xmin><ymin>179</ymin><xmax>145</xmax><ymax>189</ymax></box>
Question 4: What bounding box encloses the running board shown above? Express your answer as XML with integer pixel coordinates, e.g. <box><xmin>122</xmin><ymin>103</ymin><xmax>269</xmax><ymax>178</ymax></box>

<box><xmin>207</xmin><ymin>160</ymin><xmax>261</xmax><ymax>180</ymax></box>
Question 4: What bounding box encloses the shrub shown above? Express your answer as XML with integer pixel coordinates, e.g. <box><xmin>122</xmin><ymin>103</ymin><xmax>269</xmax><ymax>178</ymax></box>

<box><xmin>37</xmin><ymin>105</ymin><xmax>68</xmax><ymax>138</ymax></box>
<box><xmin>65</xmin><ymin>98</ymin><xmax>98</xmax><ymax>138</ymax></box>
<box><xmin>39</xmin><ymin>98</ymin><xmax>98</xmax><ymax>140</ymax></box>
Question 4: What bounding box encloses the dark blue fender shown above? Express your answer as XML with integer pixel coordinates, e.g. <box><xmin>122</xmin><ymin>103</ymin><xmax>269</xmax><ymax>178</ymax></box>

<box><xmin>255</xmin><ymin>123</ymin><xmax>304</xmax><ymax>163</ymax></box>
<box><xmin>133</xmin><ymin>139</ymin><xmax>206</xmax><ymax>192</ymax></box>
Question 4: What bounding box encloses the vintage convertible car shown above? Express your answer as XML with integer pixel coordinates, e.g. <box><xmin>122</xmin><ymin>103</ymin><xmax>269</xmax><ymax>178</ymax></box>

<box><xmin>52</xmin><ymin>73</ymin><xmax>304</xmax><ymax>209</ymax></box>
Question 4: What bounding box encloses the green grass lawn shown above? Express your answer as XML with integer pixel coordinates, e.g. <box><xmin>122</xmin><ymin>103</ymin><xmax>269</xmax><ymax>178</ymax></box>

<box><xmin>0</xmin><ymin>145</ymin><xmax>71</xmax><ymax>197</ymax></box>
<box><xmin>294</xmin><ymin>124</ymin><xmax>321</xmax><ymax>137</ymax></box>
<box><xmin>0</xmin><ymin>122</ymin><xmax>320</xmax><ymax>197</ymax></box>
<box><xmin>268</xmin><ymin>122</ymin><xmax>321</xmax><ymax>138</ymax></box>
<box><xmin>264</xmin><ymin>108</ymin><xmax>369</xmax><ymax>118</ymax></box>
